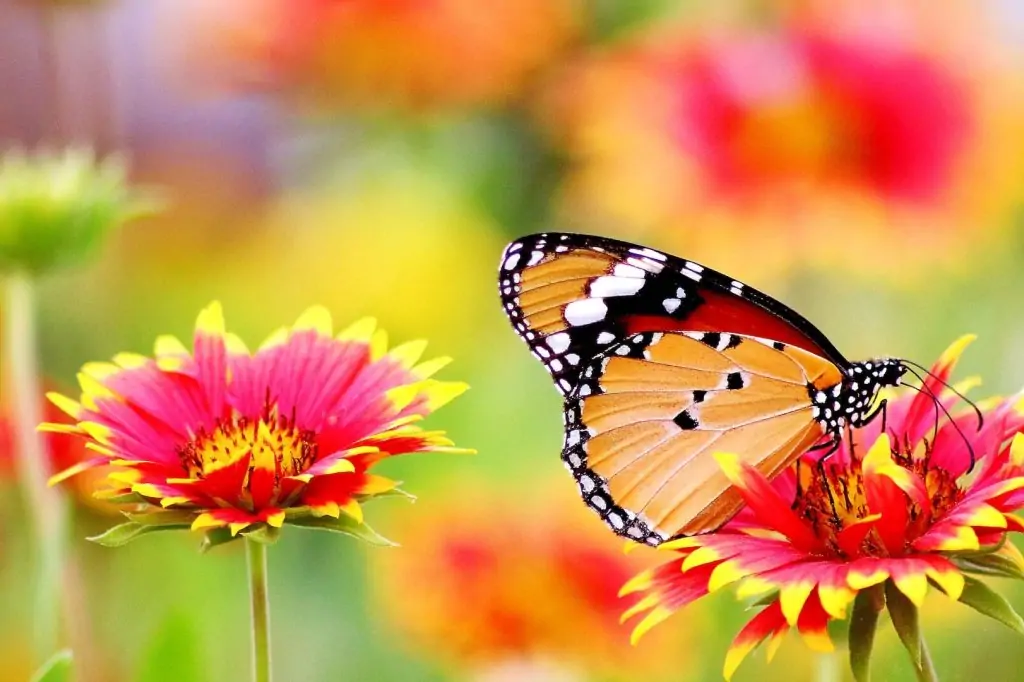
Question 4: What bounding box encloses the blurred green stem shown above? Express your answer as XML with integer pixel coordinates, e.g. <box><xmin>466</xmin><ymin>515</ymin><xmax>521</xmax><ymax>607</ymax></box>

<box><xmin>247</xmin><ymin>539</ymin><xmax>272</xmax><ymax>682</ymax></box>
<box><xmin>3</xmin><ymin>272</ymin><xmax>68</xmax><ymax>664</ymax></box>
<box><xmin>815</xmin><ymin>651</ymin><xmax>840</xmax><ymax>682</ymax></box>
<box><xmin>913</xmin><ymin>638</ymin><xmax>938</xmax><ymax>682</ymax></box>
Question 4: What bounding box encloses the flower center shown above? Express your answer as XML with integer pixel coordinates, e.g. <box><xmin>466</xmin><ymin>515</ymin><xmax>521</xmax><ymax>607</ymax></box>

<box><xmin>178</xmin><ymin>416</ymin><xmax>317</xmax><ymax>486</ymax></box>
<box><xmin>792</xmin><ymin>446</ymin><xmax>964</xmax><ymax>558</ymax></box>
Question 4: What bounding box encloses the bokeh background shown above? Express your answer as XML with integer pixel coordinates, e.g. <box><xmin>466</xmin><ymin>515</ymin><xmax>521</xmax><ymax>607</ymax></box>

<box><xmin>3</xmin><ymin>1</ymin><xmax>1024</xmax><ymax>680</ymax></box>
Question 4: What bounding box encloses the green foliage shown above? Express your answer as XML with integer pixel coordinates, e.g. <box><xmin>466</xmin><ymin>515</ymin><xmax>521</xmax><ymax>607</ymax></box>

<box><xmin>849</xmin><ymin>585</ymin><xmax>885</xmax><ymax>682</ymax></box>
<box><xmin>0</xmin><ymin>148</ymin><xmax>160</xmax><ymax>274</ymax></box>
<box><xmin>958</xmin><ymin>575</ymin><xmax>1024</xmax><ymax>634</ymax></box>
<box><xmin>88</xmin><ymin>521</ymin><xmax>191</xmax><ymax>547</ymax></box>
<box><xmin>287</xmin><ymin>515</ymin><xmax>397</xmax><ymax>547</ymax></box>
<box><xmin>885</xmin><ymin>581</ymin><xmax>923</xmax><ymax>670</ymax></box>
<box><xmin>30</xmin><ymin>650</ymin><xmax>73</xmax><ymax>682</ymax></box>
<box><xmin>134</xmin><ymin>611</ymin><xmax>207</xmax><ymax>682</ymax></box>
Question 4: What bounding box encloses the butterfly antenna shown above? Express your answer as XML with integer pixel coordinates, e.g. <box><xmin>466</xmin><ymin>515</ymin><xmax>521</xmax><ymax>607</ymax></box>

<box><xmin>901</xmin><ymin>359</ymin><xmax>984</xmax><ymax>431</ymax></box>
<box><xmin>903</xmin><ymin>365</ymin><xmax>978</xmax><ymax>472</ymax></box>
<box><xmin>902</xmin><ymin>364</ymin><xmax>940</xmax><ymax>452</ymax></box>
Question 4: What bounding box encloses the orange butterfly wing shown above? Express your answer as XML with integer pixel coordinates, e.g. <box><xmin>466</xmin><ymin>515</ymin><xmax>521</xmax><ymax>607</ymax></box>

<box><xmin>564</xmin><ymin>331</ymin><xmax>843</xmax><ymax>544</ymax></box>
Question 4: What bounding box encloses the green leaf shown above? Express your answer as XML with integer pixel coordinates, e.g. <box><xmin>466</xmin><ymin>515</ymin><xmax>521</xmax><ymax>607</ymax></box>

<box><xmin>358</xmin><ymin>486</ymin><xmax>417</xmax><ymax>504</ymax></box>
<box><xmin>884</xmin><ymin>579</ymin><xmax>922</xmax><ymax>669</ymax></box>
<box><xmin>199</xmin><ymin>527</ymin><xmax>239</xmax><ymax>553</ymax></box>
<box><xmin>124</xmin><ymin>509</ymin><xmax>197</xmax><ymax>526</ymax></box>
<box><xmin>30</xmin><ymin>649</ymin><xmax>73</xmax><ymax>682</ymax></box>
<box><xmin>958</xmin><ymin>575</ymin><xmax>1024</xmax><ymax>634</ymax></box>
<box><xmin>88</xmin><ymin>521</ymin><xmax>190</xmax><ymax>547</ymax></box>
<box><xmin>93</xmin><ymin>491</ymin><xmax>147</xmax><ymax>505</ymax></box>
<box><xmin>288</xmin><ymin>515</ymin><xmax>396</xmax><ymax>546</ymax></box>
<box><xmin>747</xmin><ymin>591</ymin><xmax>781</xmax><ymax>609</ymax></box>
<box><xmin>134</xmin><ymin>610</ymin><xmax>207</xmax><ymax>682</ymax></box>
<box><xmin>849</xmin><ymin>585</ymin><xmax>885</xmax><ymax>682</ymax></box>
<box><xmin>241</xmin><ymin>523</ymin><xmax>281</xmax><ymax>546</ymax></box>
<box><xmin>955</xmin><ymin>552</ymin><xmax>1024</xmax><ymax>581</ymax></box>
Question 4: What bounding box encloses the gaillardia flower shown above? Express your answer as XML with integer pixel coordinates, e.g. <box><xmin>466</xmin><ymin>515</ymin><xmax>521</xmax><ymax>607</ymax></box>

<box><xmin>44</xmin><ymin>302</ymin><xmax>470</xmax><ymax>548</ymax></box>
<box><xmin>622</xmin><ymin>337</ymin><xmax>1024</xmax><ymax>680</ymax></box>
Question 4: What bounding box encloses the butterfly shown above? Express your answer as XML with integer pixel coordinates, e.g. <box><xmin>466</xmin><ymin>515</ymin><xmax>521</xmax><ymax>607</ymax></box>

<box><xmin>498</xmin><ymin>232</ymin><xmax>921</xmax><ymax>546</ymax></box>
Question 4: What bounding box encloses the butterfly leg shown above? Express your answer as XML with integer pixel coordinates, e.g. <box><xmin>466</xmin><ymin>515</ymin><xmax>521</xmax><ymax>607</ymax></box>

<box><xmin>807</xmin><ymin>433</ymin><xmax>843</xmax><ymax>523</ymax></box>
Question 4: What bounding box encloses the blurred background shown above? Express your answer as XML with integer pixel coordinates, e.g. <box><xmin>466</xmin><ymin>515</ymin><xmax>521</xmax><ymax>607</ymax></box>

<box><xmin>2</xmin><ymin>0</ymin><xmax>1024</xmax><ymax>680</ymax></box>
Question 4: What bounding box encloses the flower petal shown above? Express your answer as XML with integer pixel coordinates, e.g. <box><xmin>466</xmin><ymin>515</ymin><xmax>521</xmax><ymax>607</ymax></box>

<box><xmin>723</xmin><ymin>600</ymin><xmax>788</xmax><ymax>681</ymax></box>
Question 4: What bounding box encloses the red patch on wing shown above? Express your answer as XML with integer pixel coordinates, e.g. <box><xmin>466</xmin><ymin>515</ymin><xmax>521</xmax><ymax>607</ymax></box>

<box><xmin>624</xmin><ymin>289</ymin><xmax>831</xmax><ymax>359</ymax></box>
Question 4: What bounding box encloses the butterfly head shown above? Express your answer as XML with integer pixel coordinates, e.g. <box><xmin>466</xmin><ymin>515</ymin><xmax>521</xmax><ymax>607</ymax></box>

<box><xmin>811</xmin><ymin>358</ymin><xmax>906</xmax><ymax>434</ymax></box>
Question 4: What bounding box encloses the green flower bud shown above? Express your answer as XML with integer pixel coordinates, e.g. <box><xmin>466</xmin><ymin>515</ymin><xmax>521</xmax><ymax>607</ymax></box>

<box><xmin>0</xmin><ymin>148</ymin><xmax>160</xmax><ymax>274</ymax></box>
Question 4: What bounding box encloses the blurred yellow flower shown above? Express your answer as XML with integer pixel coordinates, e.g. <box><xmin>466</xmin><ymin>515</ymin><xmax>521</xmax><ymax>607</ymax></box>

<box><xmin>372</xmin><ymin>484</ymin><xmax>684</xmax><ymax>680</ymax></box>
<box><xmin>542</xmin><ymin>8</ymin><xmax>1024</xmax><ymax>282</ymax></box>
<box><xmin>192</xmin><ymin>0</ymin><xmax>580</xmax><ymax>111</ymax></box>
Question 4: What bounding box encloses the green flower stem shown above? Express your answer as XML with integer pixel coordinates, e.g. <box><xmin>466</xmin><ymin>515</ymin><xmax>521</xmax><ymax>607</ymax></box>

<box><xmin>246</xmin><ymin>539</ymin><xmax>272</xmax><ymax>682</ymax></box>
<box><xmin>913</xmin><ymin>638</ymin><xmax>939</xmax><ymax>682</ymax></box>
<box><xmin>815</xmin><ymin>651</ymin><xmax>840</xmax><ymax>682</ymax></box>
<box><xmin>3</xmin><ymin>271</ymin><xmax>68</xmax><ymax>664</ymax></box>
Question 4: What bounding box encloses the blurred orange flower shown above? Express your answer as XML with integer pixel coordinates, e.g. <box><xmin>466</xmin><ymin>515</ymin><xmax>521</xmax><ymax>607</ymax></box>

<box><xmin>372</xmin><ymin>485</ymin><xmax>683</xmax><ymax>680</ymax></box>
<box><xmin>544</xmin><ymin>11</ymin><xmax>1024</xmax><ymax>281</ymax></box>
<box><xmin>192</xmin><ymin>0</ymin><xmax>580</xmax><ymax>111</ymax></box>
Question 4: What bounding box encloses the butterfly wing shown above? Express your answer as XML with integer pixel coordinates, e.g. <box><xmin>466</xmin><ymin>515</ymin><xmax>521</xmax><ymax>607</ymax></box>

<box><xmin>563</xmin><ymin>331</ymin><xmax>843</xmax><ymax>544</ymax></box>
<box><xmin>498</xmin><ymin>232</ymin><xmax>847</xmax><ymax>395</ymax></box>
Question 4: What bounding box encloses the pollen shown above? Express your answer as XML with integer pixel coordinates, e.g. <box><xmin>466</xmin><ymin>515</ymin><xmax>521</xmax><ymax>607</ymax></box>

<box><xmin>793</xmin><ymin>442</ymin><xmax>965</xmax><ymax>558</ymax></box>
<box><xmin>177</xmin><ymin>415</ymin><xmax>317</xmax><ymax>491</ymax></box>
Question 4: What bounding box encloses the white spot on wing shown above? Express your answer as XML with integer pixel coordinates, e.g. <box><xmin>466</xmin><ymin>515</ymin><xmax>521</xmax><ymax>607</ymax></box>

<box><xmin>564</xmin><ymin>299</ymin><xmax>608</xmax><ymax>326</ymax></box>
<box><xmin>596</xmin><ymin>331</ymin><xmax>615</xmax><ymax>344</ymax></box>
<box><xmin>663</xmin><ymin>298</ymin><xmax>681</xmax><ymax>314</ymax></box>
<box><xmin>630</xmin><ymin>247</ymin><xmax>667</xmax><ymax>262</ymax></box>
<box><xmin>590</xmin><ymin>276</ymin><xmax>644</xmax><ymax>298</ymax></box>
<box><xmin>527</xmin><ymin>251</ymin><xmax>544</xmax><ymax>266</ymax></box>
<box><xmin>503</xmin><ymin>253</ymin><xmax>520</xmax><ymax>270</ymax></box>
<box><xmin>546</xmin><ymin>332</ymin><xmax>571</xmax><ymax>354</ymax></box>
<box><xmin>613</xmin><ymin>263</ymin><xmax>646</xmax><ymax>278</ymax></box>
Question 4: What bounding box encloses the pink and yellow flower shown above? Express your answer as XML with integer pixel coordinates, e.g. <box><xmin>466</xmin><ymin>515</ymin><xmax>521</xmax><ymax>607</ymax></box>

<box><xmin>622</xmin><ymin>337</ymin><xmax>1024</xmax><ymax>679</ymax></box>
<box><xmin>44</xmin><ymin>302</ymin><xmax>470</xmax><ymax>546</ymax></box>
<box><xmin>543</xmin><ymin>11</ymin><xmax>1024</xmax><ymax>281</ymax></box>
<box><xmin>373</xmin><ymin>486</ymin><xmax>683</xmax><ymax>679</ymax></box>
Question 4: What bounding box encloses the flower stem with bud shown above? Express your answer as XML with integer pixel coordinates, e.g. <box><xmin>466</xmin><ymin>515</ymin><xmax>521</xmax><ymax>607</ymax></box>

<box><xmin>3</xmin><ymin>271</ymin><xmax>68</xmax><ymax>664</ymax></box>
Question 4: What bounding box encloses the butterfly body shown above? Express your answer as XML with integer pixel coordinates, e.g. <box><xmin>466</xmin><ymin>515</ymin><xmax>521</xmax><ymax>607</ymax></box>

<box><xmin>498</xmin><ymin>233</ymin><xmax>906</xmax><ymax>544</ymax></box>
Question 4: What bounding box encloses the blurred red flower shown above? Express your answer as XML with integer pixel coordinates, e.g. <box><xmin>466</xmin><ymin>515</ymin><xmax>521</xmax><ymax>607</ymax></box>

<box><xmin>191</xmin><ymin>0</ymin><xmax>580</xmax><ymax>111</ymax></box>
<box><xmin>544</xmin><ymin>13</ymin><xmax>1024</xmax><ymax>281</ymax></box>
<box><xmin>0</xmin><ymin>387</ymin><xmax>116</xmax><ymax>513</ymax></box>
<box><xmin>372</xmin><ymin>486</ymin><xmax>683</xmax><ymax>680</ymax></box>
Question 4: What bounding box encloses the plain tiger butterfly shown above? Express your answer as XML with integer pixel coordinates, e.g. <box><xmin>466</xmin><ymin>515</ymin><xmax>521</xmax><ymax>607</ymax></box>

<box><xmin>497</xmin><ymin>232</ymin><xmax>937</xmax><ymax>546</ymax></box>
